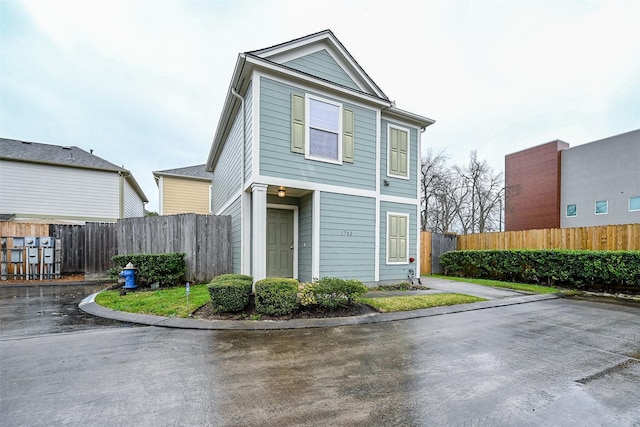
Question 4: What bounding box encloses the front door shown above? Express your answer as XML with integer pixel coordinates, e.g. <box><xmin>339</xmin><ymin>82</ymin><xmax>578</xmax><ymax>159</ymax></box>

<box><xmin>266</xmin><ymin>208</ymin><xmax>294</xmax><ymax>278</ymax></box>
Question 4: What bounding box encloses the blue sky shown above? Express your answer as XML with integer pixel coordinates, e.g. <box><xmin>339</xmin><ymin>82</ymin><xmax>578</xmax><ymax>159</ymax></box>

<box><xmin>1</xmin><ymin>0</ymin><xmax>638</xmax><ymax>212</ymax></box>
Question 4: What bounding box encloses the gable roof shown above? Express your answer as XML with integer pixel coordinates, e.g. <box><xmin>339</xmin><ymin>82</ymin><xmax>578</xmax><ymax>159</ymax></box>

<box><xmin>1</xmin><ymin>137</ymin><xmax>125</xmax><ymax>171</ymax></box>
<box><xmin>0</xmin><ymin>137</ymin><xmax>148</xmax><ymax>202</ymax></box>
<box><xmin>153</xmin><ymin>164</ymin><xmax>212</xmax><ymax>184</ymax></box>
<box><xmin>246</xmin><ymin>29</ymin><xmax>389</xmax><ymax>100</ymax></box>
<box><xmin>206</xmin><ymin>29</ymin><xmax>435</xmax><ymax>171</ymax></box>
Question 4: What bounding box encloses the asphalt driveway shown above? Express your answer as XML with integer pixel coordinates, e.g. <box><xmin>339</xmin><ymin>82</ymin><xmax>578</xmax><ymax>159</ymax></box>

<box><xmin>1</xmin><ymin>278</ymin><xmax>639</xmax><ymax>426</ymax></box>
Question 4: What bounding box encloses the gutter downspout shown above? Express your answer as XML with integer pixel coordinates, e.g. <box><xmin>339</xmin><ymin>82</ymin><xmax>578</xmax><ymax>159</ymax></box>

<box><xmin>230</xmin><ymin>87</ymin><xmax>247</xmax><ymax>275</ymax></box>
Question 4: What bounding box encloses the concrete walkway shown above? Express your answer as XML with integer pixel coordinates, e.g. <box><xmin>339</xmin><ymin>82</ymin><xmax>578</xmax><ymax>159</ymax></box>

<box><xmin>79</xmin><ymin>277</ymin><xmax>560</xmax><ymax>330</ymax></box>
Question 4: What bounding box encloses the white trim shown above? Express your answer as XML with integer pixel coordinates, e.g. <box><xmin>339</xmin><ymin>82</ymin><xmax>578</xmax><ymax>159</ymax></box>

<box><xmin>379</xmin><ymin>194</ymin><xmax>419</xmax><ymax>206</ymax></box>
<box><xmin>158</xmin><ymin>176</ymin><xmax>164</xmax><ymax>215</ymax></box>
<box><xmin>386</xmin><ymin>212</ymin><xmax>410</xmax><ymax>265</ymax></box>
<box><xmin>305</xmin><ymin>94</ymin><xmax>343</xmax><ymax>165</ymax></box>
<box><xmin>246</xmin><ymin>56</ymin><xmax>390</xmax><ymax>107</ymax></box>
<box><xmin>374</xmin><ymin>109</ymin><xmax>381</xmax><ymax>282</ymax></box>
<box><xmin>254</xmin><ymin>173</ymin><xmax>377</xmax><ymax>199</ymax></box>
<box><xmin>214</xmin><ymin>190</ymin><xmax>243</xmax><ymax>216</ymax></box>
<box><xmin>252</xmin><ymin>71</ymin><xmax>261</xmax><ymax>181</ymax></box>
<box><xmin>267</xmin><ymin>203</ymin><xmax>299</xmax><ymax>279</ymax></box>
<box><xmin>251</xmin><ymin>183</ymin><xmax>269</xmax><ymax>283</ymax></box>
<box><xmin>242</xmin><ymin>191</ymin><xmax>251</xmax><ymax>275</ymax></box>
<box><xmin>386</xmin><ymin>123</ymin><xmax>411</xmax><ymax>180</ymax></box>
<box><xmin>208</xmin><ymin>184</ymin><xmax>212</xmax><ymax>214</ymax></box>
<box><xmin>595</xmin><ymin>200</ymin><xmax>608</xmax><ymax>215</ymax></box>
<box><xmin>312</xmin><ymin>191</ymin><xmax>321</xmax><ymax>279</ymax></box>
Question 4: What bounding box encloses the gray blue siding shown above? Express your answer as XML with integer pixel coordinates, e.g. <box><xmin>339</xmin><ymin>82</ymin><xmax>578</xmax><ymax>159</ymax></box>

<box><xmin>212</xmin><ymin>107</ymin><xmax>243</xmax><ymax>213</ymax></box>
<box><xmin>380</xmin><ymin>119</ymin><xmax>418</xmax><ymax>199</ymax></box>
<box><xmin>379</xmin><ymin>201</ymin><xmax>417</xmax><ymax>282</ymax></box>
<box><xmin>319</xmin><ymin>192</ymin><xmax>376</xmax><ymax>281</ymax></box>
<box><xmin>298</xmin><ymin>193</ymin><xmax>313</xmax><ymax>283</ymax></box>
<box><xmin>244</xmin><ymin>82</ymin><xmax>253</xmax><ymax>183</ymax></box>
<box><xmin>221</xmin><ymin>196</ymin><xmax>242</xmax><ymax>274</ymax></box>
<box><xmin>260</xmin><ymin>77</ymin><xmax>376</xmax><ymax>191</ymax></box>
<box><xmin>283</xmin><ymin>49</ymin><xmax>359</xmax><ymax>91</ymax></box>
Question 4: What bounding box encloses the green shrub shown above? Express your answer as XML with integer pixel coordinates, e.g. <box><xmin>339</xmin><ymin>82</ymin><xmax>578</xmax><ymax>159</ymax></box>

<box><xmin>209</xmin><ymin>274</ymin><xmax>253</xmax><ymax>285</ymax></box>
<box><xmin>254</xmin><ymin>278</ymin><xmax>299</xmax><ymax>316</ymax></box>
<box><xmin>207</xmin><ymin>276</ymin><xmax>253</xmax><ymax>313</ymax></box>
<box><xmin>440</xmin><ymin>250</ymin><xmax>640</xmax><ymax>292</ymax></box>
<box><xmin>111</xmin><ymin>253</ymin><xmax>186</xmax><ymax>286</ymax></box>
<box><xmin>299</xmin><ymin>277</ymin><xmax>368</xmax><ymax>309</ymax></box>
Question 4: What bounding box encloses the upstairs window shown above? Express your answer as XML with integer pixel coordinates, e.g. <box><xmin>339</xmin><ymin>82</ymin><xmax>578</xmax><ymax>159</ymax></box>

<box><xmin>388</xmin><ymin>125</ymin><xmax>409</xmax><ymax>179</ymax></box>
<box><xmin>291</xmin><ymin>93</ymin><xmax>354</xmax><ymax>164</ymax></box>
<box><xmin>566</xmin><ymin>204</ymin><xmax>577</xmax><ymax>217</ymax></box>
<box><xmin>308</xmin><ymin>97</ymin><xmax>341</xmax><ymax>161</ymax></box>
<box><xmin>630</xmin><ymin>196</ymin><xmax>640</xmax><ymax>212</ymax></box>
<box><xmin>595</xmin><ymin>200</ymin><xmax>608</xmax><ymax>215</ymax></box>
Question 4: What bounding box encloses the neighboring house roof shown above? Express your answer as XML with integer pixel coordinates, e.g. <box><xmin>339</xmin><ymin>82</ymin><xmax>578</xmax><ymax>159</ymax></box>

<box><xmin>153</xmin><ymin>164</ymin><xmax>212</xmax><ymax>185</ymax></box>
<box><xmin>0</xmin><ymin>137</ymin><xmax>148</xmax><ymax>202</ymax></box>
<box><xmin>206</xmin><ymin>29</ymin><xmax>435</xmax><ymax>171</ymax></box>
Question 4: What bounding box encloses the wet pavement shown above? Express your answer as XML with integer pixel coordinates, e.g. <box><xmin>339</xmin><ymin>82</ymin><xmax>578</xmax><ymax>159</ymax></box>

<box><xmin>1</xmin><ymin>279</ymin><xmax>639</xmax><ymax>426</ymax></box>
<box><xmin>0</xmin><ymin>282</ymin><xmax>135</xmax><ymax>338</ymax></box>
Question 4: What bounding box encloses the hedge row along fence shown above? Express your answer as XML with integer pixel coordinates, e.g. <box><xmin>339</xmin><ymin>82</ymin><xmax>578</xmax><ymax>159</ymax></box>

<box><xmin>440</xmin><ymin>250</ymin><xmax>640</xmax><ymax>292</ymax></box>
<box><xmin>111</xmin><ymin>253</ymin><xmax>186</xmax><ymax>287</ymax></box>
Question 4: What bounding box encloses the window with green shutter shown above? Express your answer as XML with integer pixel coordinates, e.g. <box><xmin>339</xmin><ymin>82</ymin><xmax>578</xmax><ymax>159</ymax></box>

<box><xmin>290</xmin><ymin>93</ymin><xmax>352</xmax><ymax>165</ymax></box>
<box><xmin>387</xmin><ymin>213</ymin><xmax>408</xmax><ymax>264</ymax></box>
<box><xmin>388</xmin><ymin>125</ymin><xmax>409</xmax><ymax>178</ymax></box>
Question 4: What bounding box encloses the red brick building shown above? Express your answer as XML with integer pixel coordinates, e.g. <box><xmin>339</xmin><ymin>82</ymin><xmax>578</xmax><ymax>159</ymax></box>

<box><xmin>504</xmin><ymin>140</ymin><xmax>569</xmax><ymax>231</ymax></box>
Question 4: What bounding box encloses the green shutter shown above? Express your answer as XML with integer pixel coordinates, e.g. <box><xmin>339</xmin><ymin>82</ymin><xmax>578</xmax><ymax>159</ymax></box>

<box><xmin>389</xmin><ymin>128</ymin><xmax>399</xmax><ymax>174</ymax></box>
<box><xmin>388</xmin><ymin>214</ymin><xmax>407</xmax><ymax>263</ymax></box>
<box><xmin>398</xmin><ymin>130</ymin><xmax>408</xmax><ymax>176</ymax></box>
<box><xmin>343</xmin><ymin>109</ymin><xmax>354</xmax><ymax>163</ymax></box>
<box><xmin>291</xmin><ymin>93</ymin><xmax>305</xmax><ymax>153</ymax></box>
<box><xmin>389</xmin><ymin>127</ymin><xmax>408</xmax><ymax>177</ymax></box>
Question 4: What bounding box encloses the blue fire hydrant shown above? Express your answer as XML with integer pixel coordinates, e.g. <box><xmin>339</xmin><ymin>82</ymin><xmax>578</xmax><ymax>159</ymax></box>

<box><xmin>120</xmin><ymin>262</ymin><xmax>137</xmax><ymax>289</ymax></box>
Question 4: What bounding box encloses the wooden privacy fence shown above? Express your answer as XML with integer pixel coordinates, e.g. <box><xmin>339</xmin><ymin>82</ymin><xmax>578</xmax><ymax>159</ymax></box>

<box><xmin>457</xmin><ymin>224</ymin><xmax>640</xmax><ymax>251</ymax></box>
<box><xmin>1</xmin><ymin>214</ymin><xmax>232</xmax><ymax>283</ymax></box>
<box><xmin>421</xmin><ymin>224</ymin><xmax>640</xmax><ymax>274</ymax></box>
<box><xmin>117</xmin><ymin>214</ymin><xmax>231</xmax><ymax>283</ymax></box>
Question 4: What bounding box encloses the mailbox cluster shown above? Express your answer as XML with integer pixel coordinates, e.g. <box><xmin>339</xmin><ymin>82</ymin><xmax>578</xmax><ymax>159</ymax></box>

<box><xmin>0</xmin><ymin>236</ymin><xmax>61</xmax><ymax>280</ymax></box>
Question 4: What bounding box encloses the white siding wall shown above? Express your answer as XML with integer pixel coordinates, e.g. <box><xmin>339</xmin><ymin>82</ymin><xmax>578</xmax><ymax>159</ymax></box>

<box><xmin>124</xmin><ymin>179</ymin><xmax>145</xmax><ymax>218</ymax></box>
<box><xmin>0</xmin><ymin>161</ymin><xmax>120</xmax><ymax>221</ymax></box>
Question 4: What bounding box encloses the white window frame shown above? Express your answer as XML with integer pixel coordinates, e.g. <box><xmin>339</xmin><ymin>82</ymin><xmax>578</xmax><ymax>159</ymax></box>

<box><xmin>304</xmin><ymin>94</ymin><xmax>343</xmax><ymax>165</ymax></box>
<box><xmin>387</xmin><ymin>124</ymin><xmax>411</xmax><ymax>180</ymax></box>
<box><xmin>566</xmin><ymin>204</ymin><xmax>577</xmax><ymax>218</ymax></box>
<box><xmin>386</xmin><ymin>212</ymin><xmax>409</xmax><ymax>265</ymax></box>
<box><xmin>629</xmin><ymin>196</ymin><xmax>640</xmax><ymax>212</ymax></box>
<box><xmin>595</xmin><ymin>200</ymin><xmax>608</xmax><ymax>215</ymax></box>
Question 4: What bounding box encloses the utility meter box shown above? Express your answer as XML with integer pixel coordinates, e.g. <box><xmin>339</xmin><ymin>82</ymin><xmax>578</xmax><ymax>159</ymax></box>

<box><xmin>10</xmin><ymin>248</ymin><xmax>23</xmax><ymax>263</ymax></box>
<box><xmin>39</xmin><ymin>237</ymin><xmax>53</xmax><ymax>247</ymax></box>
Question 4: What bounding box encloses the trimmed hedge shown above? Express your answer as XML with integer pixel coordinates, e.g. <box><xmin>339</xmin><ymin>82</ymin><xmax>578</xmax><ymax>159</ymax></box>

<box><xmin>207</xmin><ymin>274</ymin><xmax>253</xmax><ymax>313</ymax></box>
<box><xmin>440</xmin><ymin>250</ymin><xmax>640</xmax><ymax>291</ymax></box>
<box><xmin>254</xmin><ymin>278</ymin><xmax>299</xmax><ymax>316</ymax></box>
<box><xmin>299</xmin><ymin>277</ymin><xmax>368</xmax><ymax>308</ymax></box>
<box><xmin>111</xmin><ymin>253</ymin><xmax>186</xmax><ymax>286</ymax></box>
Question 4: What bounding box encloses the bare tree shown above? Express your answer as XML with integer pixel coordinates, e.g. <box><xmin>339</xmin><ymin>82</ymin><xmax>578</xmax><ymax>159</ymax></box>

<box><xmin>421</xmin><ymin>150</ymin><xmax>504</xmax><ymax>234</ymax></box>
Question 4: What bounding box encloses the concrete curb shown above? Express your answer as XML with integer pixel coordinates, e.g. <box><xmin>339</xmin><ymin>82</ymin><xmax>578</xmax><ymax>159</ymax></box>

<box><xmin>79</xmin><ymin>292</ymin><xmax>561</xmax><ymax>330</ymax></box>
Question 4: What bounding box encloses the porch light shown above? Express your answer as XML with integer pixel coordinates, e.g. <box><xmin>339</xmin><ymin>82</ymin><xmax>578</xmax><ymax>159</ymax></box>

<box><xmin>277</xmin><ymin>186</ymin><xmax>286</xmax><ymax>198</ymax></box>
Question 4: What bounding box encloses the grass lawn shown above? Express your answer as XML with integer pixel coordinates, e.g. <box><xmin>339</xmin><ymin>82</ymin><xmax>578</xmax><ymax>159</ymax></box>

<box><xmin>95</xmin><ymin>284</ymin><xmax>210</xmax><ymax>318</ymax></box>
<box><xmin>360</xmin><ymin>293</ymin><xmax>486</xmax><ymax>312</ymax></box>
<box><xmin>431</xmin><ymin>274</ymin><xmax>562</xmax><ymax>294</ymax></box>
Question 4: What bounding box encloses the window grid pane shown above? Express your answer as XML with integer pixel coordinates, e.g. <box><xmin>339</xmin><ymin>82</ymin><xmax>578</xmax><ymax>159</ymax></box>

<box><xmin>309</xmin><ymin>99</ymin><xmax>339</xmax><ymax>132</ymax></box>
<box><xmin>566</xmin><ymin>204</ymin><xmax>577</xmax><ymax>217</ymax></box>
<box><xmin>630</xmin><ymin>196</ymin><xmax>640</xmax><ymax>211</ymax></box>
<box><xmin>309</xmin><ymin>128</ymin><xmax>338</xmax><ymax>159</ymax></box>
<box><xmin>595</xmin><ymin>200</ymin><xmax>608</xmax><ymax>215</ymax></box>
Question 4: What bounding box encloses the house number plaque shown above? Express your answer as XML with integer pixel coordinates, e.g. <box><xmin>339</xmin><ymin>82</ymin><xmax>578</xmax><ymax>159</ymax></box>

<box><xmin>341</xmin><ymin>230</ymin><xmax>353</xmax><ymax>237</ymax></box>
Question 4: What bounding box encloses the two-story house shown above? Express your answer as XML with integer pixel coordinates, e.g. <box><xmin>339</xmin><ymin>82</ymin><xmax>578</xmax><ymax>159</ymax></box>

<box><xmin>153</xmin><ymin>164</ymin><xmax>212</xmax><ymax>215</ymax></box>
<box><xmin>1</xmin><ymin>138</ymin><xmax>147</xmax><ymax>224</ymax></box>
<box><xmin>206</xmin><ymin>30</ymin><xmax>434</xmax><ymax>285</ymax></box>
